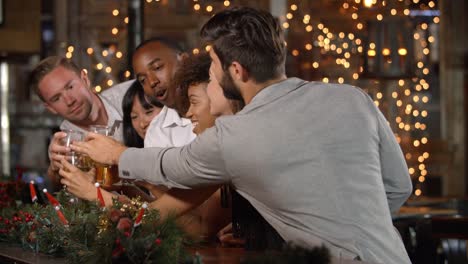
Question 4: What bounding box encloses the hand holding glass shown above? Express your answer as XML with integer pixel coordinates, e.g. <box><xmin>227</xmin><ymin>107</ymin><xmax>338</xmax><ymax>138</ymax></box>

<box><xmin>61</xmin><ymin>130</ymin><xmax>93</xmax><ymax>172</ymax></box>
<box><xmin>89</xmin><ymin>125</ymin><xmax>120</xmax><ymax>188</ymax></box>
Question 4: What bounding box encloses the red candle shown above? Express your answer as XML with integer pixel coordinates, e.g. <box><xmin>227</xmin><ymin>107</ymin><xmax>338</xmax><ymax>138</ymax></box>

<box><xmin>134</xmin><ymin>203</ymin><xmax>148</xmax><ymax>227</ymax></box>
<box><xmin>29</xmin><ymin>181</ymin><xmax>37</xmax><ymax>203</ymax></box>
<box><xmin>95</xmin><ymin>183</ymin><xmax>106</xmax><ymax>208</ymax></box>
<box><xmin>55</xmin><ymin>206</ymin><xmax>69</xmax><ymax>226</ymax></box>
<box><xmin>43</xmin><ymin>189</ymin><xmax>60</xmax><ymax>207</ymax></box>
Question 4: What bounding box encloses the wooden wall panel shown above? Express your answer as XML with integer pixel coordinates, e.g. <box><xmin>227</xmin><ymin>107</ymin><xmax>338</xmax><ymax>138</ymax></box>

<box><xmin>0</xmin><ymin>0</ymin><xmax>41</xmax><ymax>54</ymax></box>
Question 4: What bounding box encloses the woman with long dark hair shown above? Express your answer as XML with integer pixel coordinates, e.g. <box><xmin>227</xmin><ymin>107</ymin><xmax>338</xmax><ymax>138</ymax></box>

<box><xmin>122</xmin><ymin>81</ymin><xmax>163</xmax><ymax>148</ymax></box>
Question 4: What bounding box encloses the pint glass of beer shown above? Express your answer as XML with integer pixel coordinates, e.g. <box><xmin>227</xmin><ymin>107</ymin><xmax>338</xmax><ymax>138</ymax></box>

<box><xmin>62</xmin><ymin>129</ymin><xmax>83</xmax><ymax>147</ymax></box>
<box><xmin>89</xmin><ymin>125</ymin><xmax>120</xmax><ymax>189</ymax></box>
<box><xmin>61</xmin><ymin>130</ymin><xmax>89</xmax><ymax>171</ymax></box>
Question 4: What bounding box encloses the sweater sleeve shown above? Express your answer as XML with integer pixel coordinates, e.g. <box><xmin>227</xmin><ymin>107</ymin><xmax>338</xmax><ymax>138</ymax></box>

<box><xmin>375</xmin><ymin>106</ymin><xmax>413</xmax><ymax>214</ymax></box>
<box><xmin>119</xmin><ymin>126</ymin><xmax>229</xmax><ymax>189</ymax></box>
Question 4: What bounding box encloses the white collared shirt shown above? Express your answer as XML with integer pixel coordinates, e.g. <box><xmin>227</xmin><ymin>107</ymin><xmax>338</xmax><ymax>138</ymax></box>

<box><xmin>144</xmin><ymin>106</ymin><xmax>196</xmax><ymax>147</ymax></box>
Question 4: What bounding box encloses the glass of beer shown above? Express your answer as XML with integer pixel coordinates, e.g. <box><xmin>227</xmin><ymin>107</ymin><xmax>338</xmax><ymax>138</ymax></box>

<box><xmin>89</xmin><ymin>125</ymin><xmax>120</xmax><ymax>189</ymax></box>
<box><xmin>61</xmin><ymin>130</ymin><xmax>93</xmax><ymax>171</ymax></box>
<box><xmin>62</xmin><ymin>129</ymin><xmax>83</xmax><ymax>148</ymax></box>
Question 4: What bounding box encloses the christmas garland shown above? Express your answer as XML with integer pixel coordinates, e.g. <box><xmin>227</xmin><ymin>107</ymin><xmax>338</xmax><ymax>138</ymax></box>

<box><xmin>0</xmin><ymin>181</ymin><xmax>192</xmax><ymax>264</ymax></box>
<box><xmin>0</xmin><ymin>181</ymin><xmax>332</xmax><ymax>264</ymax></box>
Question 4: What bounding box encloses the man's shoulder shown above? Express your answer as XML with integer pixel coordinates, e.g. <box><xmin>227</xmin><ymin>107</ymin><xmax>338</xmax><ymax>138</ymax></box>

<box><xmin>99</xmin><ymin>79</ymin><xmax>134</xmax><ymax>116</ymax></box>
<box><xmin>100</xmin><ymin>79</ymin><xmax>134</xmax><ymax>102</ymax></box>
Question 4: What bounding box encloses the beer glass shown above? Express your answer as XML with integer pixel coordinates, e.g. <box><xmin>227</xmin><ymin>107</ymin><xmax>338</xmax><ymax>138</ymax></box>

<box><xmin>90</xmin><ymin>125</ymin><xmax>113</xmax><ymax>136</ymax></box>
<box><xmin>62</xmin><ymin>129</ymin><xmax>83</xmax><ymax>148</ymax></box>
<box><xmin>61</xmin><ymin>130</ymin><xmax>92</xmax><ymax>171</ymax></box>
<box><xmin>89</xmin><ymin>125</ymin><xmax>120</xmax><ymax>188</ymax></box>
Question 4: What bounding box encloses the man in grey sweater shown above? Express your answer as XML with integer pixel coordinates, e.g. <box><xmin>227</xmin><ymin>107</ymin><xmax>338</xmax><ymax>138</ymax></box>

<box><xmin>69</xmin><ymin>7</ymin><xmax>412</xmax><ymax>263</ymax></box>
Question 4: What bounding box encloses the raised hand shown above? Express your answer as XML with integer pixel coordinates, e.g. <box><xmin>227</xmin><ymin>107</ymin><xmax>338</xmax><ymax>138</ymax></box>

<box><xmin>70</xmin><ymin>132</ymin><xmax>128</xmax><ymax>165</ymax></box>
<box><xmin>48</xmin><ymin>131</ymin><xmax>69</xmax><ymax>171</ymax></box>
<box><xmin>59</xmin><ymin>158</ymin><xmax>96</xmax><ymax>201</ymax></box>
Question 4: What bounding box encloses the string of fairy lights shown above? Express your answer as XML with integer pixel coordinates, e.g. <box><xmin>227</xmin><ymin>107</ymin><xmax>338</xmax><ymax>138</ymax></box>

<box><xmin>61</xmin><ymin>0</ymin><xmax>439</xmax><ymax>197</ymax></box>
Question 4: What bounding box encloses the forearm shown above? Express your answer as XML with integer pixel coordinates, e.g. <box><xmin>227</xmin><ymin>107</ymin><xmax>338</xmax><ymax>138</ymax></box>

<box><xmin>119</xmin><ymin>133</ymin><xmax>229</xmax><ymax>188</ymax></box>
<box><xmin>149</xmin><ymin>186</ymin><xmax>219</xmax><ymax>220</ymax></box>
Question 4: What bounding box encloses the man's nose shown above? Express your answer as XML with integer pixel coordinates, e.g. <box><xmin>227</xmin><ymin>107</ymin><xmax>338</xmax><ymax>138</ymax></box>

<box><xmin>185</xmin><ymin>106</ymin><xmax>194</xmax><ymax>119</ymax></box>
<box><xmin>147</xmin><ymin>73</ymin><xmax>160</xmax><ymax>88</ymax></box>
<box><xmin>63</xmin><ymin>92</ymin><xmax>75</xmax><ymax>106</ymax></box>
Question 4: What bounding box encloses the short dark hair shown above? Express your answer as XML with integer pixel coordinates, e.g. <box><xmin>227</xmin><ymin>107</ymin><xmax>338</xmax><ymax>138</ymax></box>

<box><xmin>29</xmin><ymin>56</ymin><xmax>81</xmax><ymax>101</ymax></box>
<box><xmin>200</xmin><ymin>7</ymin><xmax>286</xmax><ymax>83</ymax></box>
<box><xmin>135</xmin><ymin>36</ymin><xmax>185</xmax><ymax>54</ymax></box>
<box><xmin>122</xmin><ymin>80</ymin><xmax>163</xmax><ymax>148</ymax></box>
<box><xmin>172</xmin><ymin>52</ymin><xmax>211</xmax><ymax>116</ymax></box>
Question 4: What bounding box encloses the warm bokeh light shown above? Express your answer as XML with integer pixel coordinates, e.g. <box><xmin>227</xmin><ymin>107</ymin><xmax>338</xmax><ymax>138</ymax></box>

<box><xmin>382</xmin><ymin>48</ymin><xmax>390</xmax><ymax>56</ymax></box>
<box><xmin>415</xmin><ymin>189</ymin><xmax>421</xmax><ymax>197</ymax></box>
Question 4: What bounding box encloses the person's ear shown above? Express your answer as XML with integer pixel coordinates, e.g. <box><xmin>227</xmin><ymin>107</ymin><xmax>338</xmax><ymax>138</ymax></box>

<box><xmin>230</xmin><ymin>62</ymin><xmax>249</xmax><ymax>82</ymax></box>
<box><xmin>44</xmin><ymin>103</ymin><xmax>58</xmax><ymax>114</ymax></box>
<box><xmin>80</xmin><ymin>69</ymin><xmax>91</xmax><ymax>88</ymax></box>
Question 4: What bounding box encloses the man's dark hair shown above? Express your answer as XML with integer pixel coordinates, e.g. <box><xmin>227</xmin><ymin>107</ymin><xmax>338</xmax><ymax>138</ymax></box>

<box><xmin>200</xmin><ymin>7</ymin><xmax>286</xmax><ymax>83</ymax></box>
<box><xmin>122</xmin><ymin>80</ymin><xmax>163</xmax><ymax>148</ymax></box>
<box><xmin>135</xmin><ymin>36</ymin><xmax>185</xmax><ymax>54</ymax></box>
<box><xmin>29</xmin><ymin>56</ymin><xmax>82</xmax><ymax>101</ymax></box>
<box><xmin>172</xmin><ymin>52</ymin><xmax>211</xmax><ymax>116</ymax></box>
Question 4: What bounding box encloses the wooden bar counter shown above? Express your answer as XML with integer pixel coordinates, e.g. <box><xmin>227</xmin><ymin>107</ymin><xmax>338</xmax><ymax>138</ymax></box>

<box><xmin>0</xmin><ymin>244</ymin><xmax>247</xmax><ymax>264</ymax></box>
